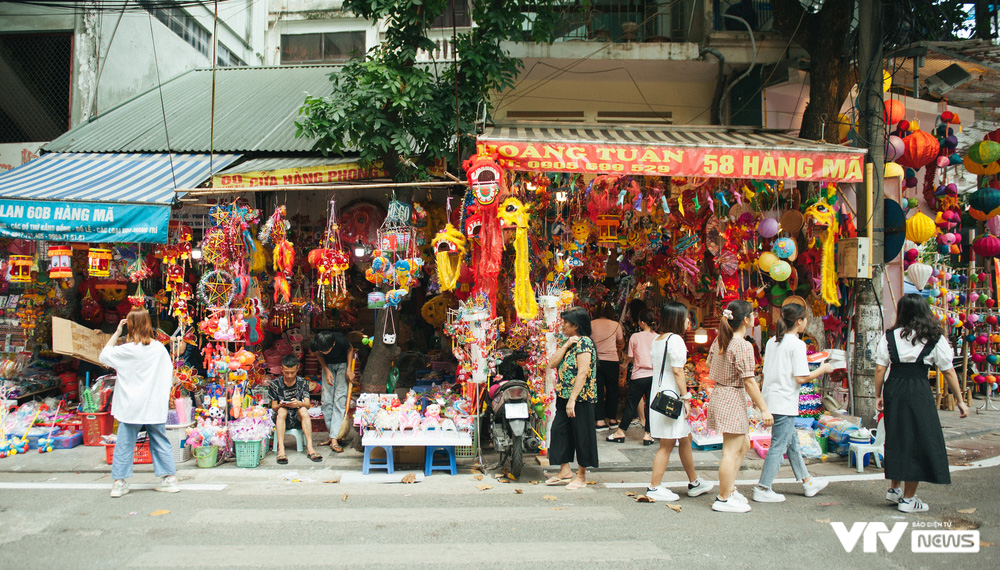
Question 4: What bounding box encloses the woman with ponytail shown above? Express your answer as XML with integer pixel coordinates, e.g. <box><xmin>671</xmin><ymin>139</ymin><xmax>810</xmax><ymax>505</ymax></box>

<box><xmin>706</xmin><ymin>300</ymin><xmax>771</xmax><ymax>513</ymax></box>
<box><xmin>753</xmin><ymin>303</ymin><xmax>831</xmax><ymax>503</ymax></box>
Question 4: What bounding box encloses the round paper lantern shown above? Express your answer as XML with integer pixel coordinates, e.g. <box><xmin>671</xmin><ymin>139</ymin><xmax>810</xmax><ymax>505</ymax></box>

<box><xmin>963</xmin><ymin>154</ymin><xmax>1000</xmax><ymax>176</ymax></box>
<box><xmin>758</xmin><ymin>217</ymin><xmax>779</xmax><ymax>239</ymax></box>
<box><xmin>974</xmin><ymin>234</ymin><xmax>1000</xmax><ymax>257</ymax></box>
<box><xmin>757</xmin><ymin>251</ymin><xmax>779</xmax><ymax>272</ymax></box>
<box><xmin>969</xmin><ymin>187</ymin><xmax>1000</xmax><ymax>221</ymax></box>
<box><xmin>884</xmin><ymin>161</ymin><xmax>904</xmax><ymax>178</ymax></box>
<box><xmin>905</xmin><ymin>212</ymin><xmax>937</xmax><ymax>244</ymax></box>
<box><xmin>835</xmin><ymin>114</ymin><xmax>853</xmax><ymax>142</ymax></box>
<box><xmin>883</xmin><ymin>69</ymin><xmax>892</xmax><ymax>92</ymax></box>
<box><xmin>967</xmin><ymin>140</ymin><xmax>1000</xmax><ymax>165</ymax></box>
<box><xmin>897</xmin><ymin>130</ymin><xmax>940</xmax><ymax>169</ymax></box>
<box><xmin>884</xmin><ymin>100</ymin><xmax>906</xmax><ymax>125</ymax></box>
<box><xmin>986</xmin><ymin>129</ymin><xmax>1000</xmax><ymax>143</ymax></box>
<box><xmin>905</xmin><ymin>262</ymin><xmax>933</xmax><ymax>290</ymax></box>
<box><xmin>987</xmin><ymin>216</ymin><xmax>1000</xmax><ymax>235</ymax></box>
<box><xmin>769</xmin><ymin>260</ymin><xmax>792</xmax><ymax>281</ymax></box>
<box><xmin>772</xmin><ymin>237</ymin><xmax>797</xmax><ymax>260</ymax></box>
<box><xmin>885</xmin><ymin>136</ymin><xmax>905</xmax><ymax>161</ymax></box>
<box><xmin>935</xmin><ymin>155</ymin><xmax>951</xmax><ymax>168</ymax></box>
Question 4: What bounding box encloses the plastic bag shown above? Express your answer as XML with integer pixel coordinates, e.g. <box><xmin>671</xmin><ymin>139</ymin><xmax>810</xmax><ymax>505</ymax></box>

<box><xmin>797</xmin><ymin>428</ymin><xmax>823</xmax><ymax>459</ymax></box>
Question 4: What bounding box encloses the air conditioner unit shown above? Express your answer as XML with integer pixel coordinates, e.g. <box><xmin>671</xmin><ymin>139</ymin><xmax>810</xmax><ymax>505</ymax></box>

<box><xmin>925</xmin><ymin>64</ymin><xmax>972</xmax><ymax>98</ymax></box>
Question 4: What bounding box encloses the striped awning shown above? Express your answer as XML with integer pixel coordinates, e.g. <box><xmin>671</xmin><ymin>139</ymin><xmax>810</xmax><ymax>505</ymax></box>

<box><xmin>0</xmin><ymin>152</ymin><xmax>240</xmax><ymax>243</ymax></box>
<box><xmin>478</xmin><ymin>125</ymin><xmax>867</xmax><ymax>182</ymax></box>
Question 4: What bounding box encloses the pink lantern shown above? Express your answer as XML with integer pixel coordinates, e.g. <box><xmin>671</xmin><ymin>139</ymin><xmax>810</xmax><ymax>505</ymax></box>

<box><xmin>973</xmin><ymin>234</ymin><xmax>1000</xmax><ymax>258</ymax></box>
<box><xmin>987</xmin><ymin>216</ymin><xmax>1000</xmax><ymax>235</ymax></box>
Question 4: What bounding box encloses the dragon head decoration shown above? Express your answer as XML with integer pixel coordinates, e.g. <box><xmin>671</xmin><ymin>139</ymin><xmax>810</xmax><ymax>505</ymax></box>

<box><xmin>803</xmin><ymin>184</ymin><xmax>840</xmax><ymax>307</ymax></box>
<box><xmin>497</xmin><ymin>197</ymin><xmax>537</xmax><ymax>321</ymax></box>
<box><xmin>463</xmin><ymin>151</ymin><xmax>504</xmax><ymax>206</ymax></box>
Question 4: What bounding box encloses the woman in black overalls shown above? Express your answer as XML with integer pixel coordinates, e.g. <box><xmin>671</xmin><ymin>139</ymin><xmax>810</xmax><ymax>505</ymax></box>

<box><xmin>873</xmin><ymin>294</ymin><xmax>969</xmax><ymax>513</ymax></box>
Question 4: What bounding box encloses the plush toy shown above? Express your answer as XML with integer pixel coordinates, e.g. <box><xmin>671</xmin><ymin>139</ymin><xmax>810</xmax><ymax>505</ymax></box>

<box><xmin>804</xmin><ymin>184</ymin><xmax>841</xmax><ymax>307</ymax></box>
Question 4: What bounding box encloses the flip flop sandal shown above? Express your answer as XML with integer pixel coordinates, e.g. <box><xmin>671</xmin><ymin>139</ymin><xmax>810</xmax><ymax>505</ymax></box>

<box><xmin>544</xmin><ymin>476</ymin><xmax>573</xmax><ymax>486</ymax></box>
<box><xmin>308</xmin><ymin>453</ymin><xmax>323</xmax><ymax>462</ymax></box>
<box><xmin>277</xmin><ymin>455</ymin><xmax>288</xmax><ymax>465</ymax></box>
<box><xmin>318</xmin><ymin>440</ymin><xmax>333</xmax><ymax>447</ymax></box>
<box><xmin>330</xmin><ymin>444</ymin><xmax>344</xmax><ymax>453</ymax></box>
<box><xmin>565</xmin><ymin>480</ymin><xmax>587</xmax><ymax>490</ymax></box>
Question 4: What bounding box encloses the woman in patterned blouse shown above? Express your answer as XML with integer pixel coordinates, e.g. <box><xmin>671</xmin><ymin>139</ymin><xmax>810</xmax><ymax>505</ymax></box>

<box><xmin>544</xmin><ymin>306</ymin><xmax>599</xmax><ymax>490</ymax></box>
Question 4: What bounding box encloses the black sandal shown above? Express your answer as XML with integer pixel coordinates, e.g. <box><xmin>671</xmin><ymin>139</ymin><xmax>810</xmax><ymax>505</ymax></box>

<box><xmin>277</xmin><ymin>455</ymin><xmax>288</xmax><ymax>465</ymax></box>
<box><xmin>606</xmin><ymin>435</ymin><xmax>625</xmax><ymax>443</ymax></box>
<box><xmin>308</xmin><ymin>452</ymin><xmax>323</xmax><ymax>462</ymax></box>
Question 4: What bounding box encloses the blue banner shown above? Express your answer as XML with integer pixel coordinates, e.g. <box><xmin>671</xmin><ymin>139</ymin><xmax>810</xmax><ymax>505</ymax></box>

<box><xmin>0</xmin><ymin>198</ymin><xmax>170</xmax><ymax>243</ymax></box>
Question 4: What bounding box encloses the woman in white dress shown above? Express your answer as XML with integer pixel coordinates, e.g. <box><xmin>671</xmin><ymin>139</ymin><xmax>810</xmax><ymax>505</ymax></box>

<box><xmin>645</xmin><ymin>301</ymin><xmax>714</xmax><ymax>501</ymax></box>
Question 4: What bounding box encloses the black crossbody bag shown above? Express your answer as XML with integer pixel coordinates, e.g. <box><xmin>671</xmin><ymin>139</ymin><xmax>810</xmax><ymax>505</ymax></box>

<box><xmin>650</xmin><ymin>334</ymin><xmax>684</xmax><ymax>419</ymax></box>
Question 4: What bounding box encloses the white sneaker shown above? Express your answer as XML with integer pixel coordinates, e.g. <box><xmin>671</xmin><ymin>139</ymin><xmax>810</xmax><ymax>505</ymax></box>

<box><xmin>885</xmin><ymin>487</ymin><xmax>902</xmax><ymax>504</ymax></box>
<box><xmin>646</xmin><ymin>486</ymin><xmax>680</xmax><ymax>502</ymax></box>
<box><xmin>803</xmin><ymin>478</ymin><xmax>828</xmax><ymax>497</ymax></box>
<box><xmin>687</xmin><ymin>478</ymin><xmax>714</xmax><ymax>497</ymax></box>
<box><xmin>155</xmin><ymin>476</ymin><xmax>180</xmax><ymax>493</ymax></box>
<box><xmin>898</xmin><ymin>497</ymin><xmax>929</xmax><ymax>513</ymax></box>
<box><xmin>730</xmin><ymin>488</ymin><xmax>749</xmax><ymax>504</ymax></box>
<box><xmin>753</xmin><ymin>486</ymin><xmax>786</xmax><ymax>503</ymax></box>
<box><xmin>712</xmin><ymin>497</ymin><xmax>751</xmax><ymax>513</ymax></box>
<box><xmin>110</xmin><ymin>480</ymin><xmax>129</xmax><ymax>498</ymax></box>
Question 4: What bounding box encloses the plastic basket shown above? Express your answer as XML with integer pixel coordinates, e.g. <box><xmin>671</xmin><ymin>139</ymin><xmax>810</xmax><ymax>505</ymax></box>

<box><xmin>455</xmin><ymin>425</ymin><xmax>477</xmax><ymax>459</ymax></box>
<box><xmin>166</xmin><ymin>423</ymin><xmax>193</xmax><ymax>463</ymax></box>
<box><xmin>259</xmin><ymin>438</ymin><xmax>269</xmax><ymax>460</ymax></box>
<box><xmin>193</xmin><ymin>445</ymin><xmax>218</xmax><ymax>468</ymax></box>
<box><xmin>80</xmin><ymin>412</ymin><xmax>113</xmax><ymax>446</ymax></box>
<box><xmin>233</xmin><ymin>440</ymin><xmax>262</xmax><ymax>468</ymax></box>
<box><xmin>104</xmin><ymin>441</ymin><xmax>152</xmax><ymax>465</ymax></box>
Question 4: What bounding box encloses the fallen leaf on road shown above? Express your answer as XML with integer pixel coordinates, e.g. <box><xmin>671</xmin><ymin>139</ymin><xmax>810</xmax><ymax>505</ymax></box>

<box><xmin>542</xmin><ymin>495</ymin><xmax>558</xmax><ymax>501</ymax></box>
<box><xmin>515</xmin><ymin>489</ymin><xmax>523</xmax><ymax>494</ymax></box>
<box><xmin>149</xmin><ymin>510</ymin><xmax>170</xmax><ymax>517</ymax></box>
<box><xmin>530</xmin><ymin>480</ymin><xmax>540</xmax><ymax>485</ymax></box>
<box><xmin>815</xmin><ymin>519</ymin><xmax>831</xmax><ymax>524</ymax></box>
<box><xmin>497</xmin><ymin>477</ymin><xmax>511</xmax><ymax>484</ymax></box>
<box><xmin>324</xmin><ymin>478</ymin><xmax>340</xmax><ymax>484</ymax></box>
<box><xmin>957</xmin><ymin>508</ymin><xmax>977</xmax><ymax>514</ymax></box>
<box><xmin>342</xmin><ymin>493</ymin><xmax>349</xmax><ymax>502</ymax></box>
<box><xmin>981</xmin><ymin>541</ymin><xmax>994</xmax><ymax>547</ymax></box>
<box><xmin>400</xmin><ymin>474</ymin><xmax>416</xmax><ymax>484</ymax></box>
<box><xmin>666</xmin><ymin>504</ymin><xmax>681</xmax><ymax>513</ymax></box>
<box><xmin>474</xmin><ymin>475</ymin><xmax>484</xmax><ymax>481</ymax></box>
<box><xmin>586</xmin><ymin>481</ymin><xmax>596</xmax><ymax>485</ymax></box>
<box><xmin>819</xmin><ymin>502</ymin><xmax>841</xmax><ymax>506</ymax></box>
<box><xmin>625</xmin><ymin>492</ymin><xmax>638</xmax><ymax>497</ymax></box>
<box><xmin>636</xmin><ymin>496</ymin><xmax>655</xmax><ymax>503</ymax></box>
<box><xmin>477</xmin><ymin>485</ymin><xmax>493</xmax><ymax>491</ymax></box>
<box><xmin>550</xmin><ymin>507</ymin><xmax>567</xmax><ymax>510</ymax></box>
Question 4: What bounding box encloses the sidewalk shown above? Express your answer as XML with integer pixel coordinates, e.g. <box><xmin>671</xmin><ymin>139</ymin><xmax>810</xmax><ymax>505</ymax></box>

<box><xmin>1</xmin><ymin>408</ymin><xmax>996</xmax><ymax>476</ymax></box>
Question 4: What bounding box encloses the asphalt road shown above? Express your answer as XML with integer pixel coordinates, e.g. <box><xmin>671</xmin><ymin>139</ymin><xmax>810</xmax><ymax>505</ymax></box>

<box><xmin>0</xmin><ymin>443</ymin><xmax>996</xmax><ymax>569</ymax></box>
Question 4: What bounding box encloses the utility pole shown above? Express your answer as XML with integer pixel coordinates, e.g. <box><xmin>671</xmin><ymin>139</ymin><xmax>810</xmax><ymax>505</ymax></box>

<box><xmin>852</xmin><ymin>0</ymin><xmax>885</xmax><ymax>428</ymax></box>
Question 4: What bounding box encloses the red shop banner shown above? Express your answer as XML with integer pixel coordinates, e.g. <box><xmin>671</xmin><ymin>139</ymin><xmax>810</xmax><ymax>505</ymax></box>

<box><xmin>476</xmin><ymin>140</ymin><xmax>865</xmax><ymax>182</ymax></box>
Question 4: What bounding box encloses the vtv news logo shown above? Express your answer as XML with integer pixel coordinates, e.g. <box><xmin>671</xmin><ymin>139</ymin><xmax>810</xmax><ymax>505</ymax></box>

<box><xmin>832</xmin><ymin>522</ymin><xmax>979</xmax><ymax>553</ymax></box>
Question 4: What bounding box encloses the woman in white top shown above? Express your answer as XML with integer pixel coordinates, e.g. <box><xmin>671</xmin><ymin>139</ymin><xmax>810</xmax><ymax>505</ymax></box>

<box><xmin>874</xmin><ymin>293</ymin><xmax>968</xmax><ymax>513</ymax></box>
<box><xmin>645</xmin><ymin>301</ymin><xmax>713</xmax><ymax>502</ymax></box>
<box><xmin>99</xmin><ymin>308</ymin><xmax>179</xmax><ymax>498</ymax></box>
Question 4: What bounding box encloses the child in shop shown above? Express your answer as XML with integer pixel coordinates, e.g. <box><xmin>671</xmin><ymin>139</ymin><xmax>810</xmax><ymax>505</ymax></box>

<box><xmin>753</xmin><ymin>302</ymin><xmax>832</xmax><ymax>503</ymax></box>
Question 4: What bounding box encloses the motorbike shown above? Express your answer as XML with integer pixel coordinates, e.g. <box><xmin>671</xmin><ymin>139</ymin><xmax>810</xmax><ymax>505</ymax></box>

<box><xmin>486</xmin><ymin>350</ymin><xmax>541</xmax><ymax>479</ymax></box>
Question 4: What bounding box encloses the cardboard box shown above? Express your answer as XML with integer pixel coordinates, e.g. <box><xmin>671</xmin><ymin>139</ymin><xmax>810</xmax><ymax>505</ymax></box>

<box><xmin>52</xmin><ymin>317</ymin><xmax>111</xmax><ymax>366</ymax></box>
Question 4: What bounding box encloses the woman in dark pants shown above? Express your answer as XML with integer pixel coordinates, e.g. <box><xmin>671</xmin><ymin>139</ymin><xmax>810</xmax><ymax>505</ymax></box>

<box><xmin>590</xmin><ymin>303</ymin><xmax>625</xmax><ymax>429</ymax></box>
<box><xmin>545</xmin><ymin>306</ymin><xmax>599</xmax><ymax>490</ymax></box>
<box><xmin>607</xmin><ymin>308</ymin><xmax>657</xmax><ymax>445</ymax></box>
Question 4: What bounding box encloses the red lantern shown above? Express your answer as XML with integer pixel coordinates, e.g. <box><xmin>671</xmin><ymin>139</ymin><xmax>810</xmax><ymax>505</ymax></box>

<box><xmin>985</xmin><ymin>129</ymin><xmax>1000</xmax><ymax>143</ymax></box>
<box><xmin>973</xmin><ymin>234</ymin><xmax>1000</xmax><ymax>257</ymax></box>
<box><xmin>897</xmin><ymin>130</ymin><xmax>940</xmax><ymax>169</ymax></box>
<box><xmin>884</xmin><ymin>100</ymin><xmax>906</xmax><ymax>125</ymax></box>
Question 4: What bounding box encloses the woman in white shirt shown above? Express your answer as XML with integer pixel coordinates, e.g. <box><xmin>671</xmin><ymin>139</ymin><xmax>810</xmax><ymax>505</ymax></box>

<box><xmin>99</xmin><ymin>308</ymin><xmax>178</xmax><ymax>498</ymax></box>
<box><xmin>645</xmin><ymin>301</ymin><xmax>713</xmax><ymax>502</ymax></box>
<box><xmin>874</xmin><ymin>293</ymin><xmax>968</xmax><ymax>513</ymax></box>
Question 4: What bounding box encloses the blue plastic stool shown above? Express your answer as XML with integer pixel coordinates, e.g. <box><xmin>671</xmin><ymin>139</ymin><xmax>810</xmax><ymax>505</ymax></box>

<box><xmin>363</xmin><ymin>445</ymin><xmax>395</xmax><ymax>474</ymax></box>
<box><xmin>424</xmin><ymin>446</ymin><xmax>457</xmax><ymax>476</ymax></box>
<box><xmin>272</xmin><ymin>428</ymin><xmax>304</xmax><ymax>453</ymax></box>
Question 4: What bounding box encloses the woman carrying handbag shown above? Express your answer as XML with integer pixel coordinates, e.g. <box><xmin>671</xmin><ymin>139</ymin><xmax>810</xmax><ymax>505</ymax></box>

<box><xmin>645</xmin><ymin>302</ymin><xmax>714</xmax><ymax>501</ymax></box>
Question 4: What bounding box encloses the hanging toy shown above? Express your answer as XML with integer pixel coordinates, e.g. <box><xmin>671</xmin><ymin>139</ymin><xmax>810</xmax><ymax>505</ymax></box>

<box><xmin>272</xmin><ymin>239</ymin><xmax>294</xmax><ymax>304</ymax></box>
<box><xmin>432</xmin><ymin>224</ymin><xmax>467</xmax><ymax>292</ymax></box>
<box><xmin>803</xmin><ymin>183</ymin><xmax>841</xmax><ymax>307</ymax></box>
<box><xmin>497</xmin><ymin>197</ymin><xmax>538</xmax><ymax>321</ymax></box>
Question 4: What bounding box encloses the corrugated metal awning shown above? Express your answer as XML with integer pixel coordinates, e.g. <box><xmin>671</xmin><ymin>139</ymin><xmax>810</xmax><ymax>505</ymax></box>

<box><xmin>478</xmin><ymin>124</ymin><xmax>867</xmax><ymax>182</ymax></box>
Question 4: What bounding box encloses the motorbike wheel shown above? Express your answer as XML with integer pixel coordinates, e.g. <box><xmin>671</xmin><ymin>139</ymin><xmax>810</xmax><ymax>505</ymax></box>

<box><xmin>510</xmin><ymin>434</ymin><xmax>524</xmax><ymax>479</ymax></box>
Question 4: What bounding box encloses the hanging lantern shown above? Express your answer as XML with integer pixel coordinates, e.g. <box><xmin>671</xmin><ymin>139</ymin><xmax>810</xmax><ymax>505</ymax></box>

<box><xmin>987</xmin><ymin>216</ymin><xmax>1000</xmax><ymax>235</ymax></box>
<box><xmin>47</xmin><ymin>245</ymin><xmax>72</xmax><ymax>279</ymax></box>
<box><xmin>884</xmin><ymin>100</ymin><xmax>906</xmax><ymax>125</ymax></box>
<box><xmin>905</xmin><ymin>262</ymin><xmax>933</xmax><ymax>290</ymax></box>
<box><xmin>885</xmin><ymin>136</ymin><xmax>905</xmax><ymax>161</ymax></box>
<box><xmin>969</xmin><ymin>187</ymin><xmax>1000</xmax><ymax>221</ymax></box>
<box><xmin>8</xmin><ymin>255</ymin><xmax>33</xmax><ymax>282</ymax></box>
<box><xmin>596</xmin><ymin>215</ymin><xmax>619</xmax><ymax>245</ymax></box>
<box><xmin>884</xmin><ymin>162</ymin><xmax>904</xmax><ymax>178</ymax></box>
<box><xmin>967</xmin><ymin>140</ymin><xmax>1000</xmax><ymax>165</ymax></box>
<box><xmin>905</xmin><ymin>212</ymin><xmax>937</xmax><ymax>244</ymax></box>
<box><xmin>963</xmin><ymin>154</ymin><xmax>1000</xmax><ymax>176</ymax></box>
<box><xmin>87</xmin><ymin>248</ymin><xmax>112</xmax><ymax>277</ymax></box>
<box><xmin>897</xmin><ymin>130</ymin><xmax>940</xmax><ymax>169</ymax></box>
<box><xmin>882</xmin><ymin>69</ymin><xmax>892</xmax><ymax>92</ymax></box>
<box><xmin>974</xmin><ymin>234</ymin><xmax>1000</xmax><ymax>258</ymax></box>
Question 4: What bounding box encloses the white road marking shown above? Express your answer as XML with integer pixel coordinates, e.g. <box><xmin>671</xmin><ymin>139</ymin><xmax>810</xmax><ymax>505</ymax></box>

<box><xmin>0</xmin><ymin>482</ymin><xmax>227</xmax><ymax>491</ymax></box>
<box><xmin>603</xmin><ymin>453</ymin><xmax>1000</xmax><ymax>488</ymax></box>
<box><xmin>128</xmin><ymin>541</ymin><xmax>669</xmax><ymax>567</ymax></box>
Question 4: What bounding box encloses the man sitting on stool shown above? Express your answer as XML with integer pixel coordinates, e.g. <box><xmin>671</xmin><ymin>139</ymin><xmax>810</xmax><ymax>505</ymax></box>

<box><xmin>269</xmin><ymin>355</ymin><xmax>322</xmax><ymax>464</ymax></box>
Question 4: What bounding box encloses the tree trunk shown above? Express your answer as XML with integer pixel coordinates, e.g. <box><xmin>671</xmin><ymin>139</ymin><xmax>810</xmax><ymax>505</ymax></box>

<box><xmin>976</xmin><ymin>0</ymin><xmax>994</xmax><ymax>40</ymax></box>
<box><xmin>771</xmin><ymin>0</ymin><xmax>855</xmax><ymax>142</ymax></box>
<box><xmin>360</xmin><ymin>307</ymin><xmax>401</xmax><ymax>394</ymax></box>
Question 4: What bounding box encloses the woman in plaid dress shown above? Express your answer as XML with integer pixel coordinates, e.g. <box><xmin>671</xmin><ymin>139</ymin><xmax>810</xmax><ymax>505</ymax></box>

<box><xmin>706</xmin><ymin>299</ymin><xmax>773</xmax><ymax>513</ymax></box>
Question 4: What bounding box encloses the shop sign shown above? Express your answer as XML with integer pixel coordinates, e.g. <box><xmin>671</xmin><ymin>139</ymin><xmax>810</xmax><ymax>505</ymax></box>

<box><xmin>0</xmin><ymin>198</ymin><xmax>170</xmax><ymax>243</ymax></box>
<box><xmin>212</xmin><ymin>162</ymin><xmax>389</xmax><ymax>189</ymax></box>
<box><xmin>0</xmin><ymin>142</ymin><xmax>43</xmax><ymax>173</ymax></box>
<box><xmin>476</xmin><ymin>141</ymin><xmax>865</xmax><ymax>182</ymax></box>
